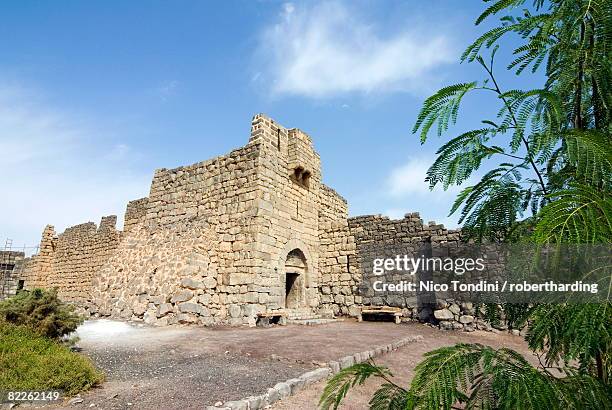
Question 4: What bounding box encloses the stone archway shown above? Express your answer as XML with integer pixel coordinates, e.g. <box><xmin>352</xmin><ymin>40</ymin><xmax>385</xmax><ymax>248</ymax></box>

<box><xmin>284</xmin><ymin>248</ymin><xmax>307</xmax><ymax>309</ymax></box>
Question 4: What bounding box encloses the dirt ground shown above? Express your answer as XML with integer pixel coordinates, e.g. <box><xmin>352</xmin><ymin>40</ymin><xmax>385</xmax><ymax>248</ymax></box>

<box><xmin>272</xmin><ymin>325</ymin><xmax>534</xmax><ymax>410</ymax></box>
<box><xmin>31</xmin><ymin>319</ymin><xmax>534</xmax><ymax>410</ymax></box>
<box><xmin>45</xmin><ymin>318</ymin><xmax>471</xmax><ymax>410</ymax></box>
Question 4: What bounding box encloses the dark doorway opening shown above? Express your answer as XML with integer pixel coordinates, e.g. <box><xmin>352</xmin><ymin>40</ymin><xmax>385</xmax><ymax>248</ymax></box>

<box><xmin>285</xmin><ymin>272</ymin><xmax>300</xmax><ymax>309</ymax></box>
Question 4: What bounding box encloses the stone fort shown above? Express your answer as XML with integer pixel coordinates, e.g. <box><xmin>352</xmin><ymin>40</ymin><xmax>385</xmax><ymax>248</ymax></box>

<box><xmin>7</xmin><ymin>114</ymin><xmax>476</xmax><ymax>329</ymax></box>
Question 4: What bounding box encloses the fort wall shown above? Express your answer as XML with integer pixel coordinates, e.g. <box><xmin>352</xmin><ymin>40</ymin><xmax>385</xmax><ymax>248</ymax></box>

<box><xmin>318</xmin><ymin>184</ymin><xmax>360</xmax><ymax>317</ymax></box>
<box><xmin>14</xmin><ymin>113</ymin><xmax>488</xmax><ymax>331</ymax></box>
<box><xmin>20</xmin><ymin>217</ymin><xmax>122</xmax><ymax>304</ymax></box>
<box><xmin>348</xmin><ymin>213</ymin><xmax>485</xmax><ymax>330</ymax></box>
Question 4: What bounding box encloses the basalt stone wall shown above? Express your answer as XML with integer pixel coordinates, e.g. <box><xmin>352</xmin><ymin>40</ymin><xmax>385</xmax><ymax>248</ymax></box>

<box><xmin>0</xmin><ymin>251</ymin><xmax>26</xmax><ymax>300</ymax></box>
<box><xmin>13</xmin><ymin>113</ymin><xmax>501</xmax><ymax>330</ymax></box>
<box><xmin>318</xmin><ymin>184</ymin><xmax>360</xmax><ymax>317</ymax></box>
<box><xmin>20</xmin><ymin>217</ymin><xmax>122</xmax><ymax>304</ymax></box>
<box><xmin>93</xmin><ymin>139</ymin><xmax>264</xmax><ymax>325</ymax></box>
<box><xmin>90</xmin><ymin>221</ymin><xmax>224</xmax><ymax>326</ymax></box>
<box><xmin>124</xmin><ymin>197</ymin><xmax>149</xmax><ymax>233</ymax></box>
<box><xmin>90</xmin><ymin>114</ymin><xmax>342</xmax><ymax>325</ymax></box>
<box><xmin>19</xmin><ymin>225</ymin><xmax>56</xmax><ymax>290</ymax></box>
<box><xmin>348</xmin><ymin>213</ymin><xmax>488</xmax><ymax>331</ymax></box>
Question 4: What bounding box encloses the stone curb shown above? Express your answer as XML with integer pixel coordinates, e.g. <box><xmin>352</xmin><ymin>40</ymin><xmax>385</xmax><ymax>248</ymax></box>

<box><xmin>206</xmin><ymin>335</ymin><xmax>423</xmax><ymax>410</ymax></box>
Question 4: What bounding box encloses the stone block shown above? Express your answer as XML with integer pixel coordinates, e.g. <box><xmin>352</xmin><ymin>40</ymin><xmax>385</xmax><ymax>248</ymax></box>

<box><xmin>224</xmin><ymin>400</ymin><xmax>247</xmax><ymax>410</ymax></box>
<box><xmin>273</xmin><ymin>382</ymin><xmax>291</xmax><ymax>399</ymax></box>
<box><xmin>299</xmin><ymin>368</ymin><xmax>331</xmax><ymax>384</ymax></box>
<box><xmin>171</xmin><ymin>290</ymin><xmax>194</xmax><ymax>303</ymax></box>
<box><xmin>181</xmin><ymin>278</ymin><xmax>204</xmax><ymax>290</ymax></box>
<box><xmin>459</xmin><ymin>315</ymin><xmax>474</xmax><ymax>324</ymax></box>
<box><xmin>338</xmin><ymin>355</ymin><xmax>354</xmax><ymax>369</ymax></box>
<box><xmin>229</xmin><ymin>304</ymin><xmax>241</xmax><ymax>318</ymax></box>
<box><xmin>434</xmin><ymin>308</ymin><xmax>454</xmax><ymax>320</ymax></box>
<box><xmin>157</xmin><ymin>303</ymin><xmax>173</xmax><ymax>317</ymax></box>
<box><xmin>266</xmin><ymin>387</ymin><xmax>279</xmax><ymax>404</ymax></box>
<box><xmin>286</xmin><ymin>378</ymin><xmax>304</xmax><ymax>394</ymax></box>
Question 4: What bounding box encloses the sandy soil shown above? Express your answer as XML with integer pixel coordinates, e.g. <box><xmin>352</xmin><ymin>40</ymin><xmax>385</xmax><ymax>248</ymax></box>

<box><xmin>272</xmin><ymin>324</ymin><xmax>533</xmax><ymax>410</ymax></box>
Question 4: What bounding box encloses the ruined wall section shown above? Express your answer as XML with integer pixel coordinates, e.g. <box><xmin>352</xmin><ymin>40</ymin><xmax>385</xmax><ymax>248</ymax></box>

<box><xmin>18</xmin><ymin>218</ymin><xmax>121</xmax><ymax>305</ymax></box>
<box><xmin>124</xmin><ymin>197</ymin><xmax>149</xmax><ymax>233</ymax></box>
<box><xmin>49</xmin><ymin>216</ymin><xmax>121</xmax><ymax>304</ymax></box>
<box><xmin>318</xmin><ymin>184</ymin><xmax>360</xmax><ymax>317</ymax></box>
<box><xmin>20</xmin><ymin>225</ymin><xmax>56</xmax><ymax>290</ymax></box>
<box><xmin>349</xmin><ymin>213</ymin><xmax>482</xmax><ymax>330</ymax></box>
<box><xmin>90</xmin><ymin>221</ymin><xmax>222</xmax><ymax>326</ymax></box>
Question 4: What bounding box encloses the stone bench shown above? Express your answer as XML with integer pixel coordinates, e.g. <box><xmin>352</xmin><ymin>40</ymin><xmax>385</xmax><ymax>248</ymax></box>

<box><xmin>256</xmin><ymin>311</ymin><xmax>288</xmax><ymax>327</ymax></box>
<box><xmin>358</xmin><ymin>306</ymin><xmax>402</xmax><ymax>324</ymax></box>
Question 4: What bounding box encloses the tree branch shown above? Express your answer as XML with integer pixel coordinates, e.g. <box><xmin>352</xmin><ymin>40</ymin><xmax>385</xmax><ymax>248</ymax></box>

<box><xmin>481</xmin><ymin>61</ymin><xmax>549</xmax><ymax>196</ymax></box>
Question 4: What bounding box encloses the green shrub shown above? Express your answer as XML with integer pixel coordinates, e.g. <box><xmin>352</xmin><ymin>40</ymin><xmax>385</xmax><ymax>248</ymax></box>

<box><xmin>0</xmin><ymin>288</ymin><xmax>83</xmax><ymax>339</ymax></box>
<box><xmin>0</xmin><ymin>323</ymin><xmax>103</xmax><ymax>395</ymax></box>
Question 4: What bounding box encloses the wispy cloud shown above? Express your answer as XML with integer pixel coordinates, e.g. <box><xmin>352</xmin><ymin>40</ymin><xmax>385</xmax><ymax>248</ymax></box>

<box><xmin>383</xmin><ymin>156</ymin><xmax>475</xmax><ymax>227</ymax></box>
<box><xmin>255</xmin><ymin>1</ymin><xmax>457</xmax><ymax>98</ymax></box>
<box><xmin>0</xmin><ymin>83</ymin><xmax>150</xmax><ymax>246</ymax></box>
<box><xmin>156</xmin><ymin>80</ymin><xmax>180</xmax><ymax>102</ymax></box>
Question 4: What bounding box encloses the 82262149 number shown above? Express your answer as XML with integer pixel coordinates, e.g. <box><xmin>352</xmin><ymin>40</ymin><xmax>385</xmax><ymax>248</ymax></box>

<box><xmin>2</xmin><ymin>390</ymin><xmax>62</xmax><ymax>402</ymax></box>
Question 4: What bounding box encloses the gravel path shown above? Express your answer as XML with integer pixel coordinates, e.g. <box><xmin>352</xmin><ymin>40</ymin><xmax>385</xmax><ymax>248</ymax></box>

<box><xmin>45</xmin><ymin>319</ymin><xmax>429</xmax><ymax>409</ymax></box>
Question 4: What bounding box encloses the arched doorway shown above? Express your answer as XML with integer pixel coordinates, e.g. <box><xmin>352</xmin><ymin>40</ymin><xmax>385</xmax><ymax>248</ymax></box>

<box><xmin>284</xmin><ymin>249</ymin><xmax>307</xmax><ymax>309</ymax></box>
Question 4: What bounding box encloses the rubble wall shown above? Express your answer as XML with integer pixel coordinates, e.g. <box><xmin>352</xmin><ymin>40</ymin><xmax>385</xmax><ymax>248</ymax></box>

<box><xmin>91</xmin><ymin>139</ymin><xmax>263</xmax><ymax>325</ymax></box>
<box><xmin>349</xmin><ymin>213</ymin><xmax>484</xmax><ymax>331</ymax></box>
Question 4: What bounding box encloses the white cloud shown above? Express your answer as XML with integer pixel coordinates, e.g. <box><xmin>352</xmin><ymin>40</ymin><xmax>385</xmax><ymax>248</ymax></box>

<box><xmin>0</xmin><ymin>83</ymin><xmax>151</xmax><ymax>247</ymax></box>
<box><xmin>388</xmin><ymin>157</ymin><xmax>436</xmax><ymax>197</ymax></box>
<box><xmin>383</xmin><ymin>156</ymin><xmax>475</xmax><ymax>228</ymax></box>
<box><xmin>256</xmin><ymin>1</ymin><xmax>457</xmax><ymax>98</ymax></box>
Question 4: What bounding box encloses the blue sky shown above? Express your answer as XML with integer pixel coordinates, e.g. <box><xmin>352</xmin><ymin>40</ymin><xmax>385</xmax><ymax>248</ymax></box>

<box><xmin>0</xmin><ymin>1</ymin><xmax>543</xmax><ymax>247</ymax></box>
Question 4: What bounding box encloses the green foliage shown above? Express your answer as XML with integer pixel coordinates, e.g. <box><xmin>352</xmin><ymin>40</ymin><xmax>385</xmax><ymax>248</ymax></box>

<box><xmin>563</xmin><ymin>130</ymin><xmax>612</xmax><ymax>187</ymax></box>
<box><xmin>527</xmin><ymin>303</ymin><xmax>612</xmax><ymax>382</ymax></box>
<box><xmin>450</xmin><ymin>165</ymin><xmax>527</xmax><ymax>241</ymax></box>
<box><xmin>411</xmin><ymin>344</ymin><xmax>559</xmax><ymax>409</ymax></box>
<box><xmin>412</xmin><ymin>82</ymin><xmax>478</xmax><ymax>143</ymax></box>
<box><xmin>0</xmin><ymin>288</ymin><xmax>83</xmax><ymax>340</ymax></box>
<box><xmin>320</xmin><ymin>0</ymin><xmax>612</xmax><ymax>408</ymax></box>
<box><xmin>410</xmin><ymin>343</ymin><xmax>612</xmax><ymax>409</ymax></box>
<box><xmin>412</xmin><ymin>0</ymin><xmax>612</xmax><ymax>242</ymax></box>
<box><xmin>320</xmin><ymin>362</ymin><xmax>394</xmax><ymax>410</ymax></box>
<box><xmin>0</xmin><ymin>323</ymin><xmax>103</xmax><ymax>395</ymax></box>
<box><xmin>321</xmin><ymin>345</ymin><xmax>611</xmax><ymax>409</ymax></box>
<box><xmin>534</xmin><ymin>184</ymin><xmax>612</xmax><ymax>243</ymax></box>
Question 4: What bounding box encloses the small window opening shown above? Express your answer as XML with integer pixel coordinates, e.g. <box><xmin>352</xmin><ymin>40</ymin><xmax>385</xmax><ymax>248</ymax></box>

<box><xmin>17</xmin><ymin>280</ymin><xmax>24</xmax><ymax>290</ymax></box>
<box><xmin>347</xmin><ymin>255</ymin><xmax>350</xmax><ymax>273</ymax></box>
<box><xmin>301</xmin><ymin>170</ymin><xmax>311</xmax><ymax>188</ymax></box>
<box><xmin>291</xmin><ymin>167</ymin><xmax>311</xmax><ymax>189</ymax></box>
<box><xmin>277</xmin><ymin>128</ymin><xmax>281</xmax><ymax>151</ymax></box>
